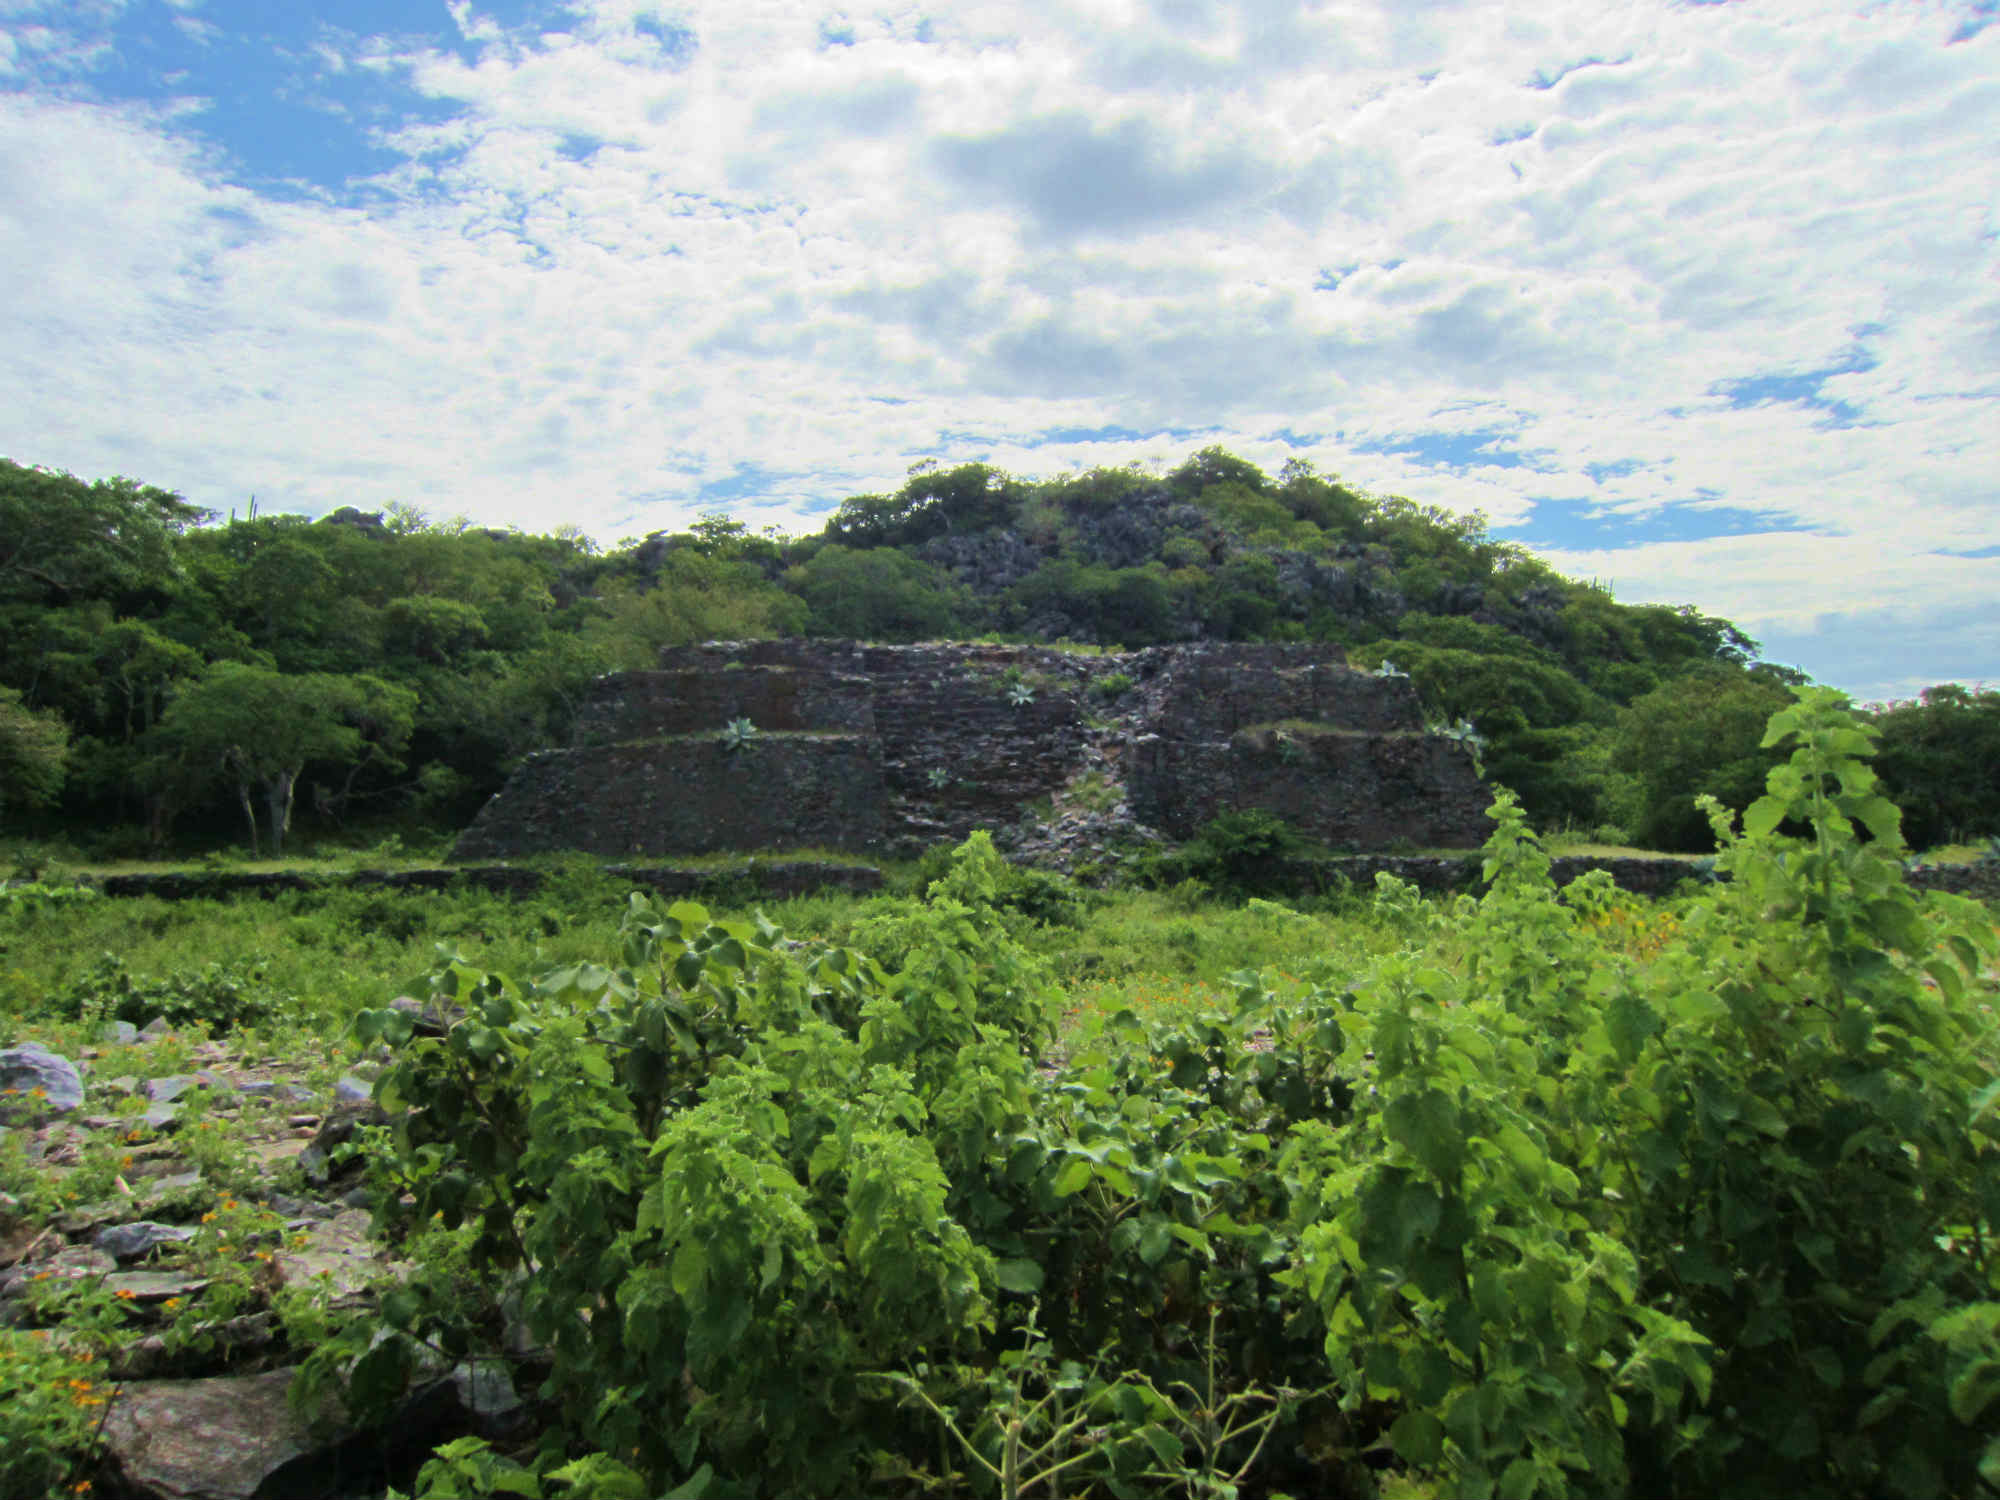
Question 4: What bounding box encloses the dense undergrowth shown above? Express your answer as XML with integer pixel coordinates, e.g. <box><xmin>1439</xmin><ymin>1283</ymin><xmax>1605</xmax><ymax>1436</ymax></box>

<box><xmin>3</xmin><ymin>689</ymin><xmax>1998</xmax><ymax>1497</ymax></box>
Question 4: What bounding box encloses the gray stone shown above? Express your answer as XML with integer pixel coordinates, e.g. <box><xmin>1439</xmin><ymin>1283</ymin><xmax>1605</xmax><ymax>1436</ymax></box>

<box><xmin>100</xmin><ymin>1368</ymin><xmax>349</xmax><ymax>1500</ymax></box>
<box><xmin>0</xmin><ymin>1244</ymin><xmax>117</xmax><ymax>1305</ymax></box>
<box><xmin>142</xmin><ymin>1171</ymin><xmax>205</xmax><ymax>1203</ymax></box>
<box><xmin>138</xmin><ymin>1016</ymin><xmax>174</xmax><ymax>1040</ymax></box>
<box><xmin>0</xmin><ymin>1042</ymin><xmax>85</xmax><ymax>1114</ymax></box>
<box><xmin>333</xmin><ymin>1074</ymin><xmax>374</xmax><ymax>1106</ymax></box>
<box><xmin>109</xmin><ymin>1312</ymin><xmax>278</xmax><ymax>1382</ymax></box>
<box><xmin>297</xmin><ymin>1098</ymin><xmax>388</xmax><ymax>1187</ymax></box>
<box><xmin>96</xmin><ymin>1221</ymin><xmax>200</xmax><ymax>1261</ymax></box>
<box><xmin>143</xmin><ymin>1102</ymin><xmax>182</xmax><ymax>1131</ymax></box>
<box><xmin>102</xmin><ymin>1020</ymin><xmax>142</xmax><ymax>1046</ymax></box>
<box><xmin>449</xmin><ymin>1359</ymin><xmax>528</xmax><ymax>1436</ymax></box>
<box><xmin>145</xmin><ymin>1073</ymin><xmax>218</xmax><ymax>1104</ymax></box>
<box><xmin>103</xmin><ymin>1270</ymin><xmax>211</xmax><ymax>1303</ymax></box>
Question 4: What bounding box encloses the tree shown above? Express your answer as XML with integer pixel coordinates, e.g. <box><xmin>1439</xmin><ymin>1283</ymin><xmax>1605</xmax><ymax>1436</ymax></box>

<box><xmin>785</xmin><ymin>547</ymin><xmax>965</xmax><ymax>641</ymax></box>
<box><xmin>1611</xmin><ymin>668</ymin><xmax>1795</xmax><ymax>850</ymax></box>
<box><xmin>1871</xmin><ymin>684</ymin><xmax>2000</xmax><ymax>849</ymax></box>
<box><xmin>153</xmin><ymin>664</ymin><xmax>398</xmax><ymax>856</ymax></box>
<box><xmin>0</xmin><ymin>687</ymin><xmax>68</xmax><ymax>830</ymax></box>
<box><xmin>95</xmin><ymin>620</ymin><xmax>203</xmax><ymax>742</ymax></box>
<box><xmin>383</xmin><ymin>595</ymin><xmax>490</xmax><ymax>664</ymax></box>
<box><xmin>0</xmin><ymin>460</ymin><xmax>205</xmax><ymax>605</ymax></box>
<box><xmin>588</xmin><ymin>553</ymin><xmax>808</xmax><ymax>670</ymax></box>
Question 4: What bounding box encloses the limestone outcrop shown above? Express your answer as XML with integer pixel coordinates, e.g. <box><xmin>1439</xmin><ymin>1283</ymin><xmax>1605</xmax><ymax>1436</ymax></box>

<box><xmin>451</xmin><ymin>640</ymin><xmax>1493</xmax><ymax>862</ymax></box>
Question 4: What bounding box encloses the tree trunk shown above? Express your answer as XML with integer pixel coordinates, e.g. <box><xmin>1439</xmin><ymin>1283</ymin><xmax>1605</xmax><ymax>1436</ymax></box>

<box><xmin>235</xmin><ymin>779</ymin><xmax>260</xmax><ymax>857</ymax></box>
<box><xmin>263</xmin><ymin>767</ymin><xmax>297</xmax><ymax>857</ymax></box>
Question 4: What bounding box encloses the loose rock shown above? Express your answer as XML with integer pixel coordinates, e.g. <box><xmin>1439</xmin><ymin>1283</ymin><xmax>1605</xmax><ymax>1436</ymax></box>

<box><xmin>0</xmin><ymin>1042</ymin><xmax>85</xmax><ymax>1115</ymax></box>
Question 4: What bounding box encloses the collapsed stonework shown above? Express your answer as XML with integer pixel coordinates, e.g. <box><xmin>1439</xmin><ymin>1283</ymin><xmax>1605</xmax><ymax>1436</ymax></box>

<box><xmin>450</xmin><ymin>640</ymin><xmax>1492</xmax><ymax>863</ymax></box>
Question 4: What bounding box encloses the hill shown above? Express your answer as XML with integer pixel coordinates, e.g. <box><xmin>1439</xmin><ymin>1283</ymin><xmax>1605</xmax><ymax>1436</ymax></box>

<box><xmin>2</xmin><ymin>450</ymin><xmax>1994</xmax><ymax>858</ymax></box>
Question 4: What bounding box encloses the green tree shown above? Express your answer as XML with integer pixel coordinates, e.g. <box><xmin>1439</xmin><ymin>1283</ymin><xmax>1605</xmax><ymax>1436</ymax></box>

<box><xmin>1871</xmin><ymin>684</ymin><xmax>2000</xmax><ymax>848</ymax></box>
<box><xmin>383</xmin><ymin>595</ymin><xmax>490</xmax><ymax>664</ymax></box>
<box><xmin>785</xmin><ymin>546</ymin><xmax>965</xmax><ymax>641</ymax></box>
<box><xmin>588</xmin><ymin>554</ymin><xmax>807</xmax><ymax>670</ymax></box>
<box><xmin>94</xmin><ymin>619</ymin><xmax>203</xmax><ymax>742</ymax></box>
<box><xmin>0</xmin><ymin>460</ymin><xmax>204</xmax><ymax>606</ymax></box>
<box><xmin>1611</xmin><ymin>667</ymin><xmax>1795</xmax><ymax>849</ymax></box>
<box><xmin>153</xmin><ymin>664</ymin><xmax>399</xmax><ymax>855</ymax></box>
<box><xmin>0</xmin><ymin>686</ymin><xmax>68</xmax><ymax>829</ymax></box>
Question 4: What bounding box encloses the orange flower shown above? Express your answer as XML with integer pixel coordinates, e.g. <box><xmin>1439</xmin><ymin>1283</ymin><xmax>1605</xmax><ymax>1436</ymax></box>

<box><xmin>113</xmin><ymin>1289</ymin><xmax>136</xmax><ymax>1301</ymax></box>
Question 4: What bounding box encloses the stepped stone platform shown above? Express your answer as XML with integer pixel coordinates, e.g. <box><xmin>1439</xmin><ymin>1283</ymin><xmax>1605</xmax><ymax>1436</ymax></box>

<box><xmin>451</xmin><ymin>639</ymin><xmax>1494</xmax><ymax>862</ymax></box>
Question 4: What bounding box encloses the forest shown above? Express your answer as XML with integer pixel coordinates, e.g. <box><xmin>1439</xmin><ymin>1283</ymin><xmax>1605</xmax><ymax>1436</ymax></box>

<box><xmin>2</xmin><ymin>449</ymin><xmax>1995</xmax><ymax>863</ymax></box>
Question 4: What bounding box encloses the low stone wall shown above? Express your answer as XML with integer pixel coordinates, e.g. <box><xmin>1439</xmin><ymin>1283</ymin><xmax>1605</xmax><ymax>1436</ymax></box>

<box><xmin>451</xmin><ymin>735</ymin><xmax>886</xmax><ymax>861</ymax></box>
<box><xmin>1274</xmin><ymin>853</ymin><xmax>1710</xmax><ymax>898</ymax></box>
<box><xmin>89</xmin><ymin>861</ymin><xmax>887</xmax><ymax>903</ymax></box>
<box><xmin>1906</xmin><ymin>862</ymin><xmax>2000</xmax><ymax>901</ymax></box>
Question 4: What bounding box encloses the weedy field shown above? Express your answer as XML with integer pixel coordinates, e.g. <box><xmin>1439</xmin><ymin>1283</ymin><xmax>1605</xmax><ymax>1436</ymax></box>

<box><xmin>2</xmin><ymin>690</ymin><xmax>1998</xmax><ymax>1500</ymax></box>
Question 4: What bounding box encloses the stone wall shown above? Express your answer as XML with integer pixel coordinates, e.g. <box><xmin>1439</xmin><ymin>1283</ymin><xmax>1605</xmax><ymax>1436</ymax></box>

<box><xmin>572</xmin><ymin>666</ymin><xmax>875</xmax><ymax>743</ymax></box>
<box><xmin>450</xmin><ymin>639</ymin><xmax>1493</xmax><ymax>862</ymax></box>
<box><xmin>1130</xmin><ymin>726</ymin><xmax>1492</xmax><ymax>848</ymax></box>
<box><xmin>452</xmin><ymin>736</ymin><xmax>885</xmax><ymax>860</ymax></box>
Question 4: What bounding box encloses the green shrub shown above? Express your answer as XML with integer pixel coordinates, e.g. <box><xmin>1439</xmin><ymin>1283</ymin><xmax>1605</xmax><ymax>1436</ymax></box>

<box><xmin>1144</xmin><ymin>809</ymin><xmax>1303</xmax><ymax>897</ymax></box>
<box><xmin>1283</xmin><ymin>687</ymin><xmax>2000</xmax><ymax>1497</ymax></box>
<box><xmin>41</xmin><ymin>953</ymin><xmax>284</xmax><ymax>1035</ymax></box>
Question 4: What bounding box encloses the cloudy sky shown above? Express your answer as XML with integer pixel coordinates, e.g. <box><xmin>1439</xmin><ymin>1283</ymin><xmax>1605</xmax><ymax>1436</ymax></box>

<box><xmin>2</xmin><ymin>0</ymin><xmax>1995</xmax><ymax>700</ymax></box>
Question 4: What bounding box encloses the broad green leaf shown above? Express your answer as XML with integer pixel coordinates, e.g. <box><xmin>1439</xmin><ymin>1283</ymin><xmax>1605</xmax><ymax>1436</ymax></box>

<box><xmin>1850</xmin><ymin>794</ymin><xmax>1903</xmax><ymax>844</ymax></box>
<box><xmin>671</xmin><ymin>1240</ymin><xmax>708</xmax><ymax>1298</ymax></box>
<box><xmin>1389</xmin><ymin>1409</ymin><xmax>1445</xmax><ymax>1467</ymax></box>
<box><xmin>1949</xmin><ymin>1358</ymin><xmax>2000</xmax><ymax>1424</ymax></box>
<box><xmin>1051</xmin><ymin>1158</ymin><xmax>1093</xmax><ymax>1197</ymax></box>
<box><xmin>1739</xmin><ymin>1095</ymin><xmax>1788</xmax><ymax>1138</ymax></box>
<box><xmin>1742</xmin><ymin>795</ymin><xmax>1788</xmax><ymax>839</ymax></box>
<box><xmin>1137</xmin><ymin>1423</ymin><xmax>1182</xmax><ymax>1468</ymax></box>
<box><xmin>994</xmin><ymin>1258</ymin><xmax>1044</xmax><ymax>1293</ymax></box>
<box><xmin>1804</xmin><ymin>1346</ymin><xmax>1843</xmax><ymax>1387</ymax></box>
<box><xmin>1384</xmin><ymin>1089</ymin><xmax>1463</xmax><ymax>1180</ymax></box>
<box><xmin>1605</xmin><ymin>991</ymin><xmax>1661</xmax><ymax>1065</ymax></box>
<box><xmin>1499</xmin><ymin>1456</ymin><xmax>1540</xmax><ymax>1500</ymax></box>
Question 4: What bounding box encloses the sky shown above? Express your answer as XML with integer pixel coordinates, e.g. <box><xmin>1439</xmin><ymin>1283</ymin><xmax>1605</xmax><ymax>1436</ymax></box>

<box><xmin>1</xmin><ymin>0</ymin><xmax>1995</xmax><ymax>702</ymax></box>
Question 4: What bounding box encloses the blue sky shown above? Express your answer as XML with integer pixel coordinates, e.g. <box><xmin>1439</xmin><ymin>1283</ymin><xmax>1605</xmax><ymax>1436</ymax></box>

<box><xmin>1</xmin><ymin>0</ymin><xmax>1995</xmax><ymax>701</ymax></box>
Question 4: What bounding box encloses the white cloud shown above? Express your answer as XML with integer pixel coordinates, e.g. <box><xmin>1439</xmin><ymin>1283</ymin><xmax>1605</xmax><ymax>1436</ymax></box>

<box><xmin>0</xmin><ymin>0</ymin><xmax>1992</xmax><ymax>697</ymax></box>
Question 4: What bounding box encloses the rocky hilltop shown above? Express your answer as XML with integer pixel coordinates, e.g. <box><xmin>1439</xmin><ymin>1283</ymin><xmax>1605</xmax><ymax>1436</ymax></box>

<box><xmin>451</xmin><ymin>639</ymin><xmax>1491</xmax><ymax>863</ymax></box>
